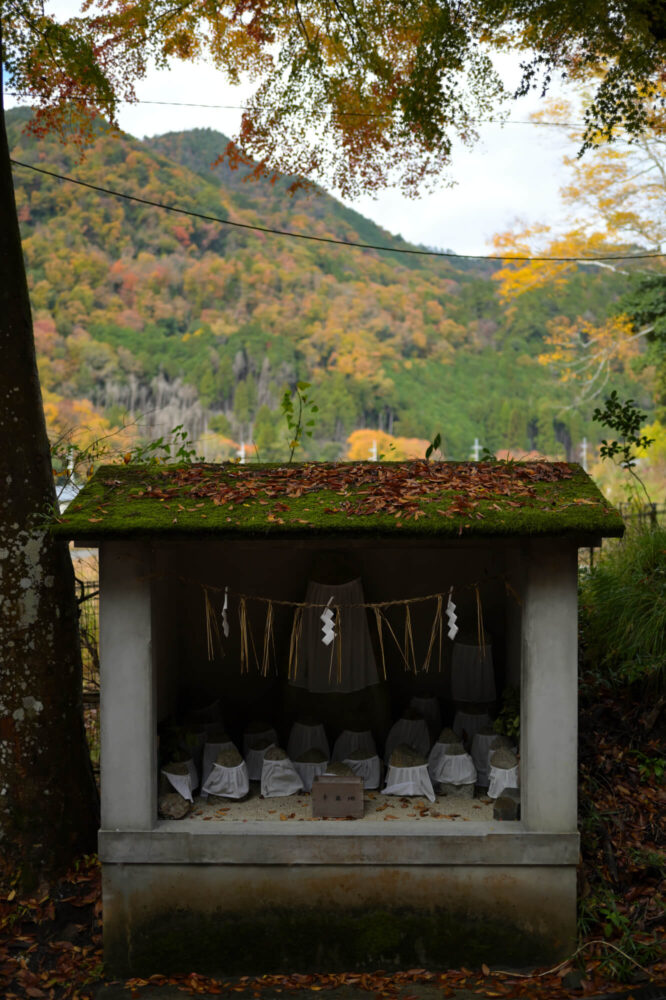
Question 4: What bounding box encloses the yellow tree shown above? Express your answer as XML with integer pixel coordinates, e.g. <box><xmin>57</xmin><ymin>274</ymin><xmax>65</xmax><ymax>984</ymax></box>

<box><xmin>491</xmin><ymin>94</ymin><xmax>666</xmax><ymax>407</ymax></box>
<box><xmin>346</xmin><ymin>428</ymin><xmax>432</xmax><ymax>460</ymax></box>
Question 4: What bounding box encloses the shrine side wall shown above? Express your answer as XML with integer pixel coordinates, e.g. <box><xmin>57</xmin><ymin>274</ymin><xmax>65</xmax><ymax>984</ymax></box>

<box><xmin>102</xmin><ymin>860</ymin><xmax>576</xmax><ymax>975</ymax></box>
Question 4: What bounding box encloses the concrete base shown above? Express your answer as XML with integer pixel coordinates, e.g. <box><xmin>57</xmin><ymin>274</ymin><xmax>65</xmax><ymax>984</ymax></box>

<box><xmin>103</xmin><ymin>862</ymin><xmax>576</xmax><ymax>976</ymax></box>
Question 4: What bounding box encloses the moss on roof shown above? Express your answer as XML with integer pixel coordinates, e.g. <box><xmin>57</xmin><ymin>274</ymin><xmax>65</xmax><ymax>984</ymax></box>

<box><xmin>52</xmin><ymin>460</ymin><xmax>624</xmax><ymax>540</ymax></box>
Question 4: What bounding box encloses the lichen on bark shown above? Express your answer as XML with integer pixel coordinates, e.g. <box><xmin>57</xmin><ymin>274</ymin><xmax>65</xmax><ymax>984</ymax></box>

<box><xmin>0</xmin><ymin>44</ymin><xmax>98</xmax><ymax>878</ymax></box>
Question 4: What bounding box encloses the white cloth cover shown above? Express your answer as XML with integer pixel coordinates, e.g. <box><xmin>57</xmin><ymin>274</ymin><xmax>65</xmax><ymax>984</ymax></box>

<box><xmin>162</xmin><ymin>761</ymin><xmax>196</xmax><ymax>803</ymax></box>
<box><xmin>384</xmin><ymin>717</ymin><xmax>431</xmax><ymax>762</ymax></box>
<box><xmin>202</xmin><ymin>761</ymin><xmax>250</xmax><ymax>800</ymax></box>
<box><xmin>261</xmin><ymin>757</ymin><xmax>304</xmax><ymax>798</ymax></box>
<box><xmin>287</xmin><ymin>722</ymin><xmax>330</xmax><ymax>761</ymax></box>
<box><xmin>382</xmin><ymin>764</ymin><xmax>435</xmax><ymax>802</ymax></box>
<box><xmin>344</xmin><ymin>754</ymin><xmax>383</xmax><ymax>790</ymax></box>
<box><xmin>409</xmin><ymin>696</ymin><xmax>442</xmax><ymax>737</ymax></box>
<box><xmin>201</xmin><ymin>741</ymin><xmax>235</xmax><ymax>789</ymax></box>
<box><xmin>453</xmin><ymin>710</ymin><xmax>491</xmax><ymax>747</ymax></box>
<box><xmin>331</xmin><ymin>729</ymin><xmax>377</xmax><ymax>761</ymax></box>
<box><xmin>427</xmin><ymin>745</ymin><xmax>477</xmax><ymax>786</ymax></box>
<box><xmin>451</xmin><ymin>640</ymin><xmax>496</xmax><ymax>702</ymax></box>
<box><xmin>292</xmin><ymin>578</ymin><xmax>379</xmax><ymax>693</ymax></box>
<box><xmin>488</xmin><ymin>765</ymin><xmax>520</xmax><ymax>800</ymax></box>
<box><xmin>243</xmin><ymin>727</ymin><xmax>278</xmax><ymax>757</ymax></box>
<box><xmin>246</xmin><ymin>743</ymin><xmax>276</xmax><ymax>781</ymax></box>
<box><xmin>292</xmin><ymin>758</ymin><xmax>329</xmax><ymax>792</ymax></box>
<box><xmin>470</xmin><ymin>732</ymin><xmax>497</xmax><ymax>787</ymax></box>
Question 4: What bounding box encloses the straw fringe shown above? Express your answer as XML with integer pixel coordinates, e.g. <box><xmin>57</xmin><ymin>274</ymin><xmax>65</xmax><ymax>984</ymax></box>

<box><xmin>261</xmin><ymin>600</ymin><xmax>274</xmax><ymax>677</ymax></box>
<box><xmin>475</xmin><ymin>585</ymin><xmax>487</xmax><ymax>658</ymax></box>
<box><xmin>404</xmin><ymin>603</ymin><xmax>417</xmax><ymax>673</ymax></box>
<box><xmin>422</xmin><ymin>593</ymin><xmax>443</xmax><ymax>673</ymax></box>
<box><xmin>201</xmin><ymin>578</ymin><xmax>512</xmax><ymax>675</ymax></box>
<box><xmin>378</xmin><ymin>606</ymin><xmax>412</xmax><ymax>672</ymax></box>
<box><xmin>288</xmin><ymin>606</ymin><xmax>304</xmax><ymax>681</ymax></box>
<box><xmin>204</xmin><ymin>589</ymin><xmax>215</xmax><ymax>661</ymax></box>
<box><xmin>238</xmin><ymin>597</ymin><xmax>249</xmax><ymax>673</ymax></box>
<box><xmin>373</xmin><ymin>606</ymin><xmax>387</xmax><ymax>680</ymax></box>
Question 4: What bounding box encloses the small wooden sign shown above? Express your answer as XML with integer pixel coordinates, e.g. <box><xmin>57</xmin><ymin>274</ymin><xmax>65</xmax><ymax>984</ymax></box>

<box><xmin>311</xmin><ymin>774</ymin><xmax>364</xmax><ymax>819</ymax></box>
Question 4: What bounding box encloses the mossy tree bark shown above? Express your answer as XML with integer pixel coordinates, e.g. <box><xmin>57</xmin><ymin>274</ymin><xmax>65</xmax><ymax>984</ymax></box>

<box><xmin>0</xmin><ymin>45</ymin><xmax>99</xmax><ymax>879</ymax></box>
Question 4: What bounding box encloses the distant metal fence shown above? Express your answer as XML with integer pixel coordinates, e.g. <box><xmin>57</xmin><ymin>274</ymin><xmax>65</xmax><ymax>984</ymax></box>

<box><xmin>580</xmin><ymin>503</ymin><xmax>665</xmax><ymax>569</ymax></box>
<box><xmin>617</xmin><ymin>503</ymin><xmax>666</xmax><ymax>528</ymax></box>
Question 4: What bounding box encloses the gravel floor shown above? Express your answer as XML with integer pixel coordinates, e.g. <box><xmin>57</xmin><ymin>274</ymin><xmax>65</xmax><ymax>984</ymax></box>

<box><xmin>191</xmin><ymin>785</ymin><xmax>494</xmax><ymax>822</ymax></box>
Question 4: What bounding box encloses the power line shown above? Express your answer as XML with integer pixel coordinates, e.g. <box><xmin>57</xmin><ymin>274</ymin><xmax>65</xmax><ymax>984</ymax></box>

<box><xmin>10</xmin><ymin>157</ymin><xmax>665</xmax><ymax>263</ymax></box>
<box><xmin>2</xmin><ymin>91</ymin><xmax>590</xmax><ymax>128</ymax></box>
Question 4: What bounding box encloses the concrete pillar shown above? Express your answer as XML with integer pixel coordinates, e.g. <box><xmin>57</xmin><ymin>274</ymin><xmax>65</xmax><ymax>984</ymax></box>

<box><xmin>99</xmin><ymin>541</ymin><xmax>156</xmax><ymax>830</ymax></box>
<box><xmin>153</xmin><ymin>545</ymin><xmax>178</xmax><ymax>723</ymax></box>
<box><xmin>521</xmin><ymin>541</ymin><xmax>578</xmax><ymax>832</ymax></box>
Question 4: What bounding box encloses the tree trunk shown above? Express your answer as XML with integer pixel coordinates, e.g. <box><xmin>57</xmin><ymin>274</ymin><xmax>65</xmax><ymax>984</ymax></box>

<box><xmin>0</xmin><ymin>55</ymin><xmax>99</xmax><ymax>881</ymax></box>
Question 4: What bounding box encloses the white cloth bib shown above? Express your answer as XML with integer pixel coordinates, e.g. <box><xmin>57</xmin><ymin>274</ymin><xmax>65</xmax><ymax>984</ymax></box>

<box><xmin>287</xmin><ymin>722</ymin><xmax>330</xmax><ymax>761</ymax></box>
<box><xmin>246</xmin><ymin>743</ymin><xmax>276</xmax><ymax>781</ymax></box>
<box><xmin>427</xmin><ymin>745</ymin><xmax>477</xmax><ymax>786</ymax></box>
<box><xmin>470</xmin><ymin>732</ymin><xmax>497</xmax><ymax>787</ymax></box>
<box><xmin>292</xmin><ymin>758</ymin><xmax>329</xmax><ymax>792</ymax></box>
<box><xmin>162</xmin><ymin>760</ymin><xmax>196</xmax><ymax>803</ymax></box>
<box><xmin>202</xmin><ymin>761</ymin><xmax>250</xmax><ymax>800</ymax></box>
<box><xmin>331</xmin><ymin>729</ymin><xmax>376</xmax><ymax>761</ymax></box>
<box><xmin>201</xmin><ymin>741</ymin><xmax>235</xmax><ymax>789</ymax></box>
<box><xmin>261</xmin><ymin>757</ymin><xmax>304</xmax><ymax>798</ymax></box>
<box><xmin>291</xmin><ymin>578</ymin><xmax>379</xmax><ymax>693</ymax></box>
<box><xmin>344</xmin><ymin>754</ymin><xmax>383</xmax><ymax>790</ymax></box>
<box><xmin>488</xmin><ymin>764</ymin><xmax>520</xmax><ymax>800</ymax></box>
<box><xmin>382</xmin><ymin>764</ymin><xmax>435</xmax><ymax>802</ymax></box>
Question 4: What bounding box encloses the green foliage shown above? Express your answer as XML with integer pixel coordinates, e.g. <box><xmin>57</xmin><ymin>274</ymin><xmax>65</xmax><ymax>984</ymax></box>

<box><xmin>425</xmin><ymin>432</ymin><xmax>441</xmax><ymax>461</ymax></box>
<box><xmin>579</xmin><ymin>526</ymin><xmax>666</xmax><ymax>693</ymax></box>
<box><xmin>577</xmin><ymin>883</ymin><xmax>663</xmax><ymax>981</ymax></box>
<box><xmin>593</xmin><ymin>391</ymin><xmax>655</xmax><ymax>503</ymax></box>
<box><xmin>281</xmin><ymin>382</ymin><xmax>318</xmax><ymax>462</ymax></box>
<box><xmin>123</xmin><ymin>425</ymin><xmax>203</xmax><ymax>465</ymax></box>
<box><xmin>629</xmin><ymin>750</ymin><xmax>665</xmax><ymax>783</ymax></box>
<box><xmin>208</xmin><ymin>413</ymin><xmax>232</xmax><ymax>436</ymax></box>
<box><xmin>593</xmin><ymin>391</ymin><xmax>654</xmax><ymax>470</ymax></box>
<box><xmin>621</xmin><ymin>273</ymin><xmax>666</xmax><ymax>423</ymax></box>
<box><xmin>493</xmin><ymin>686</ymin><xmax>520</xmax><ymax>742</ymax></box>
<box><xmin>253</xmin><ymin>405</ymin><xmax>282</xmax><ymax>461</ymax></box>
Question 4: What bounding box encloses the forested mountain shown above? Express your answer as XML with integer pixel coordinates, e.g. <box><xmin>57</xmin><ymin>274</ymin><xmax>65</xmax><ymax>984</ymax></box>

<box><xmin>8</xmin><ymin>107</ymin><xmax>644</xmax><ymax>461</ymax></box>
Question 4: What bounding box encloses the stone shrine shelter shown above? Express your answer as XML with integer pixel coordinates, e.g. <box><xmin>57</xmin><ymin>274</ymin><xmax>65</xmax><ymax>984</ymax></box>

<box><xmin>54</xmin><ymin>460</ymin><xmax>624</xmax><ymax>976</ymax></box>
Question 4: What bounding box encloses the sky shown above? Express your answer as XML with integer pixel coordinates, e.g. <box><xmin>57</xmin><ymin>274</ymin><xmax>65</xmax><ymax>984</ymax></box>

<box><xmin>4</xmin><ymin>6</ymin><xmax>580</xmax><ymax>257</ymax></box>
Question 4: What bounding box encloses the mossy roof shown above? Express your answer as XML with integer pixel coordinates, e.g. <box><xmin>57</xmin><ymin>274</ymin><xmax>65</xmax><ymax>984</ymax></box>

<box><xmin>53</xmin><ymin>460</ymin><xmax>624</xmax><ymax>541</ymax></box>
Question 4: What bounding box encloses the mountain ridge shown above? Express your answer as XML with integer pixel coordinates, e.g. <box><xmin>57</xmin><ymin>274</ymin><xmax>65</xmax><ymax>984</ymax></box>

<box><xmin>7</xmin><ymin>107</ymin><xmax>639</xmax><ymax>462</ymax></box>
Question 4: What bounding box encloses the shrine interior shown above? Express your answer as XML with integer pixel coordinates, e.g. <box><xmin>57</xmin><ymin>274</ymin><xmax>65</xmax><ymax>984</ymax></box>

<box><xmin>153</xmin><ymin>538</ymin><xmax>522</xmax><ymax>823</ymax></box>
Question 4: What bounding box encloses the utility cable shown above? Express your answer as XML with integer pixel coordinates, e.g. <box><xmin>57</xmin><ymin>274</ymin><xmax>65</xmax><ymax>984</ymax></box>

<box><xmin>10</xmin><ymin>158</ymin><xmax>665</xmax><ymax>262</ymax></box>
<box><xmin>1</xmin><ymin>91</ymin><xmax>596</xmax><ymax>128</ymax></box>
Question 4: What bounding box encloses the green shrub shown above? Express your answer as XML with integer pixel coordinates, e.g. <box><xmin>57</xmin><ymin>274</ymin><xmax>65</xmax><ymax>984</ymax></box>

<box><xmin>579</xmin><ymin>525</ymin><xmax>666</xmax><ymax>693</ymax></box>
<box><xmin>493</xmin><ymin>685</ymin><xmax>520</xmax><ymax>742</ymax></box>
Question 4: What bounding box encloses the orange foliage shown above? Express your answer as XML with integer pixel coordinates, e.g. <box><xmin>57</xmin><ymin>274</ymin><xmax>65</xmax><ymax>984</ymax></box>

<box><xmin>42</xmin><ymin>388</ymin><xmax>136</xmax><ymax>456</ymax></box>
<box><xmin>346</xmin><ymin>429</ymin><xmax>432</xmax><ymax>461</ymax></box>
